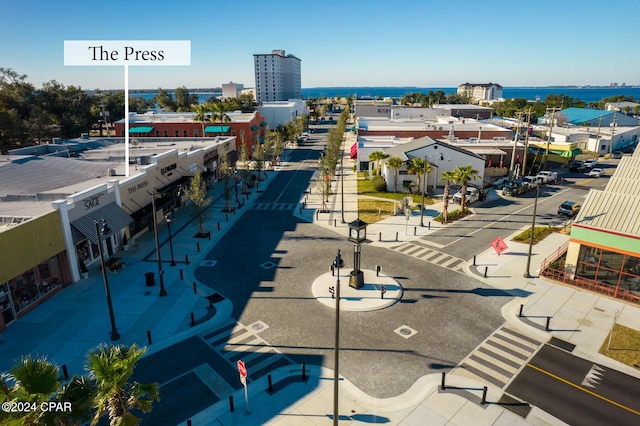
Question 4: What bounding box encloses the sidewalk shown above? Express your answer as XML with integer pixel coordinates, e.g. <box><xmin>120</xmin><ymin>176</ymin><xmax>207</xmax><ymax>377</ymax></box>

<box><xmin>2</xmin><ymin>139</ymin><xmax>639</xmax><ymax>425</ymax></box>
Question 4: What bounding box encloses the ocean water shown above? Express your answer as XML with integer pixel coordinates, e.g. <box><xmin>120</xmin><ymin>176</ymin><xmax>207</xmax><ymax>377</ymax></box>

<box><xmin>130</xmin><ymin>86</ymin><xmax>640</xmax><ymax>105</ymax></box>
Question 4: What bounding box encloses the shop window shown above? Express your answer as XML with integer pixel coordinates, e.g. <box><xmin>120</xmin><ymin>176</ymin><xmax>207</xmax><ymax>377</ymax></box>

<box><xmin>163</xmin><ymin>130</ymin><xmax>168</xmax><ymax>137</ymax></box>
<box><xmin>174</xmin><ymin>130</ymin><xmax>179</xmax><ymax>137</ymax></box>
<box><xmin>194</xmin><ymin>129</ymin><xmax>199</xmax><ymax>137</ymax></box>
<box><xmin>7</xmin><ymin>259</ymin><xmax>61</xmax><ymax>314</ymax></box>
<box><xmin>155</xmin><ymin>130</ymin><xmax>160</xmax><ymax>137</ymax></box>
<box><xmin>183</xmin><ymin>130</ymin><xmax>188</xmax><ymax>137</ymax></box>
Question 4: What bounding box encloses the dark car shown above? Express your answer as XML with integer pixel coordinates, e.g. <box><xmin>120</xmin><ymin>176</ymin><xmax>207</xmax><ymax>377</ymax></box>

<box><xmin>502</xmin><ymin>181</ymin><xmax>526</xmax><ymax>196</ymax></box>
<box><xmin>569</xmin><ymin>161</ymin><xmax>585</xmax><ymax>172</ymax></box>
<box><xmin>558</xmin><ymin>200</ymin><xmax>581</xmax><ymax>216</ymax></box>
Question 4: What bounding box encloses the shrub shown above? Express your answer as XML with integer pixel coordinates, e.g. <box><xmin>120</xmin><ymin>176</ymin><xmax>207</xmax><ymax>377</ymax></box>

<box><xmin>372</xmin><ymin>175</ymin><xmax>387</xmax><ymax>192</ymax></box>
<box><xmin>434</xmin><ymin>208</ymin><xmax>470</xmax><ymax>223</ymax></box>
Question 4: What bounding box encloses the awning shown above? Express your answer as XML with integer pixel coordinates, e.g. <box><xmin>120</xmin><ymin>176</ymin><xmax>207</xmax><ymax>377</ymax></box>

<box><xmin>260</xmin><ymin>121</ymin><xmax>268</xmax><ymax>127</ymax></box>
<box><xmin>71</xmin><ymin>203</ymin><xmax>134</xmax><ymax>245</ymax></box>
<box><xmin>350</xmin><ymin>143</ymin><xmax>358</xmax><ymax>159</ymax></box>
<box><xmin>552</xmin><ymin>148</ymin><xmax>582</xmax><ymax>158</ymax></box>
<box><xmin>258</xmin><ymin>136</ymin><xmax>265</xmax><ymax>144</ymax></box>
<box><xmin>250</xmin><ymin>125</ymin><xmax>259</xmax><ymax>131</ymax></box>
<box><xmin>466</xmin><ymin>148</ymin><xmax>507</xmax><ymax>155</ymax></box>
<box><xmin>204</xmin><ymin>125</ymin><xmax>230</xmax><ymax>133</ymax></box>
<box><xmin>129</xmin><ymin>126</ymin><xmax>154</xmax><ymax>133</ymax></box>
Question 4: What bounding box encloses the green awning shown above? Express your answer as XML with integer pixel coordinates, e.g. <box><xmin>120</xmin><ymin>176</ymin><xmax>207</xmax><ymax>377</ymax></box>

<box><xmin>260</xmin><ymin>121</ymin><xmax>268</xmax><ymax>127</ymax></box>
<box><xmin>129</xmin><ymin>126</ymin><xmax>153</xmax><ymax>133</ymax></box>
<box><xmin>251</xmin><ymin>125</ymin><xmax>259</xmax><ymax>131</ymax></box>
<box><xmin>550</xmin><ymin>148</ymin><xmax>582</xmax><ymax>158</ymax></box>
<box><xmin>204</xmin><ymin>125</ymin><xmax>230</xmax><ymax>133</ymax></box>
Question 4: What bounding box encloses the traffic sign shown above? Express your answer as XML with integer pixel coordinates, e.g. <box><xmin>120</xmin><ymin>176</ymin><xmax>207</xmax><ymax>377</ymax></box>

<box><xmin>237</xmin><ymin>360</ymin><xmax>247</xmax><ymax>378</ymax></box>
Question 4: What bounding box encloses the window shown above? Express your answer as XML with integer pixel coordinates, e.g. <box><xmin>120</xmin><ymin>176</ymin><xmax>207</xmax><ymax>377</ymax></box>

<box><xmin>174</xmin><ymin>130</ymin><xmax>179</xmax><ymax>137</ymax></box>
<box><xmin>163</xmin><ymin>130</ymin><xmax>168</xmax><ymax>137</ymax></box>
<box><xmin>194</xmin><ymin>129</ymin><xmax>199</xmax><ymax>137</ymax></box>
<box><xmin>155</xmin><ymin>130</ymin><xmax>160</xmax><ymax>137</ymax></box>
<box><xmin>183</xmin><ymin>130</ymin><xmax>188</xmax><ymax>137</ymax></box>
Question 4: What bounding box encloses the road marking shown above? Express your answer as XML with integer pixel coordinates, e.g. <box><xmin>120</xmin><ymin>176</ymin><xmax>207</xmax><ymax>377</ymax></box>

<box><xmin>581</xmin><ymin>364</ymin><xmax>604</xmax><ymax>388</ymax></box>
<box><xmin>526</xmin><ymin>363</ymin><xmax>640</xmax><ymax>416</ymax></box>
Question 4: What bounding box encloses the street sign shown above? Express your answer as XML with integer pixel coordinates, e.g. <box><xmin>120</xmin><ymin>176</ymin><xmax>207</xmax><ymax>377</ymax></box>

<box><xmin>491</xmin><ymin>237</ymin><xmax>508</xmax><ymax>255</ymax></box>
<box><xmin>237</xmin><ymin>360</ymin><xmax>247</xmax><ymax>378</ymax></box>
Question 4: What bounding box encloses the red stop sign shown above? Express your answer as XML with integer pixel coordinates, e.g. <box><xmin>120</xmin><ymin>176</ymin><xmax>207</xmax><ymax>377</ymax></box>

<box><xmin>237</xmin><ymin>360</ymin><xmax>247</xmax><ymax>378</ymax></box>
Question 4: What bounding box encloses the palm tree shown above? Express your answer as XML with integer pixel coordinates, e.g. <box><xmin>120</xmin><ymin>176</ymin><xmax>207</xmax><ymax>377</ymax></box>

<box><xmin>407</xmin><ymin>158</ymin><xmax>432</xmax><ymax>194</ymax></box>
<box><xmin>192</xmin><ymin>103</ymin><xmax>210</xmax><ymax>136</ymax></box>
<box><xmin>210</xmin><ymin>103</ymin><xmax>231</xmax><ymax>136</ymax></box>
<box><xmin>440</xmin><ymin>170</ymin><xmax>458</xmax><ymax>224</ymax></box>
<box><xmin>455</xmin><ymin>165</ymin><xmax>481</xmax><ymax>212</ymax></box>
<box><xmin>85</xmin><ymin>344</ymin><xmax>159</xmax><ymax>426</ymax></box>
<box><xmin>386</xmin><ymin>156</ymin><xmax>404</xmax><ymax>192</ymax></box>
<box><xmin>369</xmin><ymin>150</ymin><xmax>389</xmax><ymax>176</ymax></box>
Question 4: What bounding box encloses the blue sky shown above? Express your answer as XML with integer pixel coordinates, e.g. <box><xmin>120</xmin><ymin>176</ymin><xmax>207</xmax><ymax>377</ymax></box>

<box><xmin>1</xmin><ymin>0</ymin><xmax>638</xmax><ymax>90</ymax></box>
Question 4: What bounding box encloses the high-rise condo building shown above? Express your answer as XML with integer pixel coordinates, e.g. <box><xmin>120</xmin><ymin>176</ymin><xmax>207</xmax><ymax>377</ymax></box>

<box><xmin>253</xmin><ymin>50</ymin><xmax>301</xmax><ymax>103</ymax></box>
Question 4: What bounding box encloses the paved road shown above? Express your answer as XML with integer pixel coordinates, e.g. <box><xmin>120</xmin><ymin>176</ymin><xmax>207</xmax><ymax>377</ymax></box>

<box><xmin>506</xmin><ymin>344</ymin><xmax>640</xmax><ymax>425</ymax></box>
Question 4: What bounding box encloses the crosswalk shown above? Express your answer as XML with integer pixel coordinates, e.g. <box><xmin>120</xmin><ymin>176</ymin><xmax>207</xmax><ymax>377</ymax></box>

<box><xmin>393</xmin><ymin>242</ymin><xmax>466</xmax><ymax>272</ymax></box>
<box><xmin>197</xmin><ymin>319</ymin><xmax>293</xmax><ymax>397</ymax></box>
<box><xmin>251</xmin><ymin>202</ymin><xmax>297</xmax><ymax>211</ymax></box>
<box><xmin>453</xmin><ymin>324</ymin><xmax>543</xmax><ymax>389</ymax></box>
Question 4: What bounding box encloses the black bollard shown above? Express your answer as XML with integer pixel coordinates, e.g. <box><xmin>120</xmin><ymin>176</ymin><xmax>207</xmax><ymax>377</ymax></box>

<box><xmin>381</xmin><ymin>285</ymin><xmax>386</xmax><ymax>299</ymax></box>
<box><xmin>481</xmin><ymin>386</ymin><xmax>488</xmax><ymax>404</ymax></box>
<box><xmin>208</xmin><ymin>232</ymin><xmax>211</xmax><ymax>241</ymax></box>
<box><xmin>197</xmin><ymin>243</ymin><xmax>200</xmax><ymax>253</ymax></box>
<box><xmin>217</xmin><ymin>222</ymin><xmax>221</xmax><ymax>231</ymax></box>
<box><xmin>334</xmin><ymin>219</ymin><xmax>336</xmax><ymax>227</ymax></box>
<box><xmin>484</xmin><ymin>266</ymin><xmax>488</xmax><ymax>278</ymax></box>
<box><xmin>379</xmin><ymin>232</ymin><xmax>382</xmax><ymax>242</ymax></box>
<box><xmin>428</xmin><ymin>221</ymin><xmax>431</xmax><ymax>230</ymax></box>
<box><xmin>414</xmin><ymin>227</ymin><xmax>417</xmax><ymax>236</ymax></box>
<box><xmin>193</xmin><ymin>281</ymin><xmax>197</xmax><ymax>294</ymax></box>
<box><xmin>441</xmin><ymin>372</ymin><xmax>446</xmax><ymax>390</ymax></box>
<box><xmin>316</xmin><ymin>211</ymin><xmax>319</xmax><ymax>220</ymax></box>
<box><xmin>229</xmin><ymin>395</ymin><xmax>234</xmax><ymax>412</ymax></box>
<box><xmin>519</xmin><ymin>304</ymin><xmax>524</xmax><ymax>317</ymax></box>
<box><xmin>546</xmin><ymin>316</ymin><xmax>551</xmax><ymax>331</ymax></box>
<box><xmin>473</xmin><ymin>255</ymin><xmax>476</xmax><ymax>266</ymax></box>
<box><xmin>302</xmin><ymin>363</ymin><xmax>307</xmax><ymax>381</ymax></box>
<box><xmin>395</xmin><ymin>232</ymin><xmax>398</xmax><ymax>241</ymax></box>
<box><xmin>147</xmin><ymin>330</ymin><xmax>152</xmax><ymax>345</ymax></box>
<box><xmin>187</xmin><ymin>420</ymin><xmax>192</xmax><ymax>426</ymax></box>
<box><xmin>185</xmin><ymin>254</ymin><xmax>189</xmax><ymax>265</ymax></box>
<box><xmin>62</xmin><ymin>364</ymin><xmax>69</xmax><ymax>381</ymax></box>
<box><xmin>233</xmin><ymin>207</ymin><xmax>236</xmax><ymax>214</ymax></box>
<box><xmin>267</xmin><ymin>374</ymin><xmax>273</xmax><ymax>393</ymax></box>
<box><xmin>180</xmin><ymin>269</ymin><xmax>184</xmax><ymax>280</ymax></box>
<box><xmin>190</xmin><ymin>312</ymin><xmax>195</xmax><ymax>327</ymax></box>
<box><xmin>376</xmin><ymin>265</ymin><xmax>380</xmax><ymax>276</ymax></box>
<box><xmin>331</xmin><ymin>265</ymin><xmax>335</xmax><ymax>276</ymax></box>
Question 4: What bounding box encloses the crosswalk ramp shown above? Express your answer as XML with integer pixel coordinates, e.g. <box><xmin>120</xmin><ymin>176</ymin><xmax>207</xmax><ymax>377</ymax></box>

<box><xmin>199</xmin><ymin>319</ymin><xmax>293</xmax><ymax>391</ymax></box>
<box><xmin>251</xmin><ymin>202</ymin><xmax>297</xmax><ymax>211</ymax></box>
<box><xmin>393</xmin><ymin>242</ymin><xmax>466</xmax><ymax>272</ymax></box>
<box><xmin>453</xmin><ymin>324</ymin><xmax>543</xmax><ymax>389</ymax></box>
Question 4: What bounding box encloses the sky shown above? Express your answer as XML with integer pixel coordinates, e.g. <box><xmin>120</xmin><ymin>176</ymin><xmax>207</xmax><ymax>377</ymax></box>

<box><xmin>1</xmin><ymin>0</ymin><xmax>639</xmax><ymax>91</ymax></box>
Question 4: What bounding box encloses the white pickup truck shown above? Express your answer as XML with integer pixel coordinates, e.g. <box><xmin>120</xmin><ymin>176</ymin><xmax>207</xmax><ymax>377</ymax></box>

<box><xmin>452</xmin><ymin>186</ymin><xmax>489</xmax><ymax>204</ymax></box>
<box><xmin>536</xmin><ymin>170</ymin><xmax>558</xmax><ymax>184</ymax></box>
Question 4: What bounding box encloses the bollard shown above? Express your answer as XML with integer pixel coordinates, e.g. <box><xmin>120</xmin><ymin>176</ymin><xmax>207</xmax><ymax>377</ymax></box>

<box><xmin>519</xmin><ymin>304</ymin><xmax>524</xmax><ymax>318</ymax></box>
<box><xmin>193</xmin><ymin>281</ymin><xmax>197</xmax><ymax>294</ymax></box>
<box><xmin>208</xmin><ymin>232</ymin><xmax>211</xmax><ymax>241</ymax></box>
<box><xmin>62</xmin><ymin>364</ymin><xmax>69</xmax><ymax>381</ymax></box>
<box><xmin>229</xmin><ymin>395</ymin><xmax>234</xmax><ymax>412</ymax></box>
<box><xmin>185</xmin><ymin>254</ymin><xmax>190</xmax><ymax>265</ymax></box>
<box><xmin>268</xmin><ymin>374</ymin><xmax>273</xmax><ymax>393</ymax></box>
<box><xmin>484</xmin><ymin>266</ymin><xmax>488</xmax><ymax>278</ymax></box>
<box><xmin>302</xmin><ymin>363</ymin><xmax>307</xmax><ymax>381</ymax></box>
<box><xmin>233</xmin><ymin>207</ymin><xmax>236</xmax><ymax>214</ymax></box>
<box><xmin>197</xmin><ymin>242</ymin><xmax>200</xmax><ymax>253</ymax></box>
<box><xmin>379</xmin><ymin>232</ymin><xmax>382</xmax><ymax>242</ymax></box>
<box><xmin>395</xmin><ymin>232</ymin><xmax>398</xmax><ymax>242</ymax></box>
<box><xmin>376</xmin><ymin>265</ymin><xmax>381</xmax><ymax>276</ymax></box>
<box><xmin>334</xmin><ymin>219</ymin><xmax>337</xmax><ymax>227</ymax></box>
<box><xmin>473</xmin><ymin>255</ymin><xmax>476</xmax><ymax>266</ymax></box>
<box><xmin>441</xmin><ymin>372</ymin><xmax>446</xmax><ymax>390</ymax></box>
<box><xmin>217</xmin><ymin>222</ymin><xmax>221</xmax><ymax>231</ymax></box>
<box><xmin>300</xmin><ymin>206</ymin><xmax>303</xmax><ymax>214</ymax></box>
<box><xmin>316</xmin><ymin>211</ymin><xmax>319</xmax><ymax>220</ymax></box>
<box><xmin>190</xmin><ymin>312</ymin><xmax>195</xmax><ymax>327</ymax></box>
<box><xmin>331</xmin><ymin>265</ymin><xmax>335</xmax><ymax>276</ymax></box>
<box><xmin>147</xmin><ymin>330</ymin><xmax>152</xmax><ymax>345</ymax></box>
<box><xmin>428</xmin><ymin>221</ymin><xmax>431</xmax><ymax>230</ymax></box>
<box><xmin>180</xmin><ymin>269</ymin><xmax>184</xmax><ymax>281</ymax></box>
<box><xmin>481</xmin><ymin>386</ymin><xmax>488</xmax><ymax>404</ymax></box>
<box><xmin>381</xmin><ymin>285</ymin><xmax>386</xmax><ymax>299</ymax></box>
<box><xmin>329</xmin><ymin>286</ymin><xmax>335</xmax><ymax>299</ymax></box>
<box><xmin>187</xmin><ymin>420</ymin><xmax>191</xmax><ymax>426</ymax></box>
<box><xmin>545</xmin><ymin>316</ymin><xmax>551</xmax><ymax>331</ymax></box>
<box><xmin>414</xmin><ymin>227</ymin><xmax>417</xmax><ymax>236</ymax></box>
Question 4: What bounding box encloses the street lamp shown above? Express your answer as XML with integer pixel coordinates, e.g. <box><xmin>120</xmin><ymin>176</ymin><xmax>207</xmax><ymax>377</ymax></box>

<box><xmin>420</xmin><ymin>150</ymin><xmax>443</xmax><ymax>227</ymax></box>
<box><xmin>332</xmin><ymin>249</ymin><xmax>344</xmax><ymax>426</ymax></box>
<box><xmin>151</xmin><ymin>191</ymin><xmax>168</xmax><ymax>297</ymax></box>
<box><xmin>348</xmin><ymin>218</ymin><xmax>367</xmax><ymax>289</ymax></box>
<box><xmin>523</xmin><ymin>183</ymin><xmax>540</xmax><ymax>278</ymax></box>
<box><xmin>165</xmin><ymin>208</ymin><xmax>176</xmax><ymax>266</ymax></box>
<box><xmin>94</xmin><ymin>219</ymin><xmax>120</xmax><ymax>341</ymax></box>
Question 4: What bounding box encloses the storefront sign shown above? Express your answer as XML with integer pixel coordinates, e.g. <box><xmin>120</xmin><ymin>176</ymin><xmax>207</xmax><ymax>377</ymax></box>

<box><xmin>127</xmin><ymin>180</ymin><xmax>149</xmax><ymax>195</ymax></box>
<box><xmin>161</xmin><ymin>163</ymin><xmax>177</xmax><ymax>175</ymax></box>
<box><xmin>82</xmin><ymin>192</ymin><xmax>105</xmax><ymax>211</ymax></box>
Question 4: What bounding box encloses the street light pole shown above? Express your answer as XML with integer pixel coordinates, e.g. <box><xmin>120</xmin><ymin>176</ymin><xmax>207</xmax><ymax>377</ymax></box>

<box><xmin>420</xmin><ymin>156</ymin><xmax>426</xmax><ymax>227</ymax></box>
<box><xmin>523</xmin><ymin>183</ymin><xmax>540</xmax><ymax>278</ymax></box>
<box><xmin>332</xmin><ymin>249</ymin><xmax>343</xmax><ymax>426</ymax></box>
<box><xmin>151</xmin><ymin>191</ymin><xmax>168</xmax><ymax>296</ymax></box>
<box><xmin>165</xmin><ymin>209</ymin><xmax>176</xmax><ymax>266</ymax></box>
<box><xmin>94</xmin><ymin>219</ymin><xmax>120</xmax><ymax>341</ymax></box>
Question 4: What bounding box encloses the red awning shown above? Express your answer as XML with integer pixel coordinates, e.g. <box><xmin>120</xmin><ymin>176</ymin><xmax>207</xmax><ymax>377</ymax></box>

<box><xmin>350</xmin><ymin>143</ymin><xmax>358</xmax><ymax>159</ymax></box>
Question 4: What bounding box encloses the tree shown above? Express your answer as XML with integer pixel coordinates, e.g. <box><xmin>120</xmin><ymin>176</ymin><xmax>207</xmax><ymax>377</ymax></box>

<box><xmin>192</xmin><ymin>103</ymin><xmax>210</xmax><ymax>135</ymax></box>
<box><xmin>454</xmin><ymin>165</ymin><xmax>480</xmax><ymax>212</ymax></box>
<box><xmin>152</xmin><ymin>88</ymin><xmax>175</xmax><ymax>111</ymax></box>
<box><xmin>174</xmin><ymin>86</ymin><xmax>198</xmax><ymax>111</ymax></box>
<box><xmin>85</xmin><ymin>344</ymin><xmax>159</xmax><ymax>426</ymax></box>
<box><xmin>210</xmin><ymin>103</ymin><xmax>230</xmax><ymax>135</ymax></box>
<box><xmin>407</xmin><ymin>157</ymin><xmax>432</xmax><ymax>194</ymax></box>
<box><xmin>185</xmin><ymin>169</ymin><xmax>212</xmax><ymax>237</ymax></box>
<box><xmin>219</xmin><ymin>148</ymin><xmax>232</xmax><ymax>212</ymax></box>
<box><xmin>238</xmin><ymin>134</ymin><xmax>251</xmax><ymax>194</ymax></box>
<box><xmin>369</xmin><ymin>150</ymin><xmax>389</xmax><ymax>176</ymax></box>
<box><xmin>386</xmin><ymin>156</ymin><xmax>404</xmax><ymax>192</ymax></box>
<box><xmin>440</xmin><ymin>170</ymin><xmax>458</xmax><ymax>224</ymax></box>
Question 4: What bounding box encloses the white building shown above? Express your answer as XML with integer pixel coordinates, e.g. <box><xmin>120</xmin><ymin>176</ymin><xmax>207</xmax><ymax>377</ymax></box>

<box><xmin>221</xmin><ymin>81</ymin><xmax>244</xmax><ymax>99</ymax></box>
<box><xmin>253</xmin><ymin>50</ymin><xmax>301</xmax><ymax>103</ymax></box>
<box><xmin>457</xmin><ymin>83</ymin><xmax>503</xmax><ymax>102</ymax></box>
<box><xmin>258</xmin><ymin>100</ymin><xmax>308</xmax><ymax>128</ymax></box>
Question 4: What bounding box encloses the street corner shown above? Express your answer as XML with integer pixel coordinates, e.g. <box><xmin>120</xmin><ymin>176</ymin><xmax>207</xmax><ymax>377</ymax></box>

<box><xmin>311</xmin><ymin>269</ymin><xmax>403</xmax><ymax>311</ymax></box>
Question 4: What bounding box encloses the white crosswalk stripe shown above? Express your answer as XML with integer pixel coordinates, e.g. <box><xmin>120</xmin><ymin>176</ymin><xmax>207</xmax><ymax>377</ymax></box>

<box><xmin>452</xmin><ymin>324</ymin><xmax>543</xmax><ymax>389</ymax></box>
<box><xmin>251</xmin><ymin>202</ymin><xmax>297</xmax><ymax>210</ymax></box>
<box><xmin>393</xmin><ymin>242</ymin><xmax>466</xmax><ymax>272</ymax></box>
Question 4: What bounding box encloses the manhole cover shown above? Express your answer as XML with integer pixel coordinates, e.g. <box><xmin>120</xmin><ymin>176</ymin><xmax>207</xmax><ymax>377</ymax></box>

<box><xmin>393</xmin><ymin>325</ymin><xmax>417</xmax><ymax>339</ymax></box>
<box><xmin>248</xmin><ymin>320</ymin><xmax>269</xmax><ymax>333</ymax></box>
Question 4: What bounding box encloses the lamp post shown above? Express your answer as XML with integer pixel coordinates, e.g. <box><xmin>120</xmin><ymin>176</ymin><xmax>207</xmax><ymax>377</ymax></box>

<box><xmin>165</xmin><ymin>209</ymin><xmax>176</xmax><ymax>266</ymax></box>
<box><xmin>94</xmin><ymin>219</ymin><xmax>120</xmax><ymax>341</ymax></box>
<box><xmin>234</xmin><ymin>171</ymin><xmax>239</xmax><ymax>202</ymax></box>
<box><xmin>332</xmin><ymin>249</ymin><xmax>344</xmax><ymax>426</ymax></box>
<box><xmin>523</xmin><ymin>183</ymin><xmax>540</xmax><ymax>278</ymax></box>
<box><xmin>420</xmin><ymin>150</ymin><xmax>443</xmax><ymax>227</ymax></box>
<box><xmin>348</xmin><ymin>218</ymin><xmax>367</xmax><ymax>289</ymax></box>
<box><xmin>151</xmin><ymin>191</ymin><xmax>168</xmax><ymax>297</ymax></box>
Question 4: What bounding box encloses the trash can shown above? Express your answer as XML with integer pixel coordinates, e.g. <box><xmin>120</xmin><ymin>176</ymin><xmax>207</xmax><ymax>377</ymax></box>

<box><xmin>145</xmin><ymin>272</ymin><xmax>155</xmax><ymax>287</ymax></box>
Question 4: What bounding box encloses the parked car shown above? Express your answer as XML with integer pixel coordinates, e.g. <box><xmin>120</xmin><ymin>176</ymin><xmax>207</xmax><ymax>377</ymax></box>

<box><xmin>452</xmin><ymin>185</ymin><xmax>490</xmax><ymax>204</ymax></box>
<box><xmin>569</xmin><ymin>161</ymin><xmax>586</xmax><ymax>172</ymax></box>
<box><xmin>588</xmin><ymin>168</ymin><xmax>604</xmax><ymax>177</ymax></box>
<box><xmin>612</xmin><ymin>151</ymin><xmax>623</xmax><ymax>159</ymax></box>
<box><xmin>502</xmin><ymin>181</ymin><xmax>526</xmax><ymax>196</ymax></box>
<box><xmin>558</xmin><ymin>200</ymin><xmax>581</xmax><ymax>217</ymax></box>
<box><xmin>536</xmin><ymin>170</ymin><xmax>558</xmax><ymax>184</ymax></box>
<box><xmin>521</xmin><ymin>176</ymin><xmax>540</xmax><ymax>191</ymax></box>
<box><xmin>583</xmin><ymin>159</ymin><xmax>597</xmax><ymax>169</ymax></box>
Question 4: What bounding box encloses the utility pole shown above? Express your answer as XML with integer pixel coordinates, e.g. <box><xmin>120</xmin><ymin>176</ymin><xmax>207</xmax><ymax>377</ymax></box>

<box><xmin>595</xmin><ymin>115</ymin><xmax>602</xmax><ymax>159</ymax></box>
<box><xmin>522</xmin><ymin>109</ymin><xmax>532</xmax><ymax>176</ymax></box>
<box><xmin>510</xmin><ymin>112</ymin><xmax>523</xmax><ymax>180</ymax></box>
<box><xmin>543</xmin><ymin>107</ymin><xmax>561</xmax><ymax>170</ymax></box>
<box><xmin>610</xmin><ymin>113</ymin><xmax>617</xmax><ymax>157</ymax></box>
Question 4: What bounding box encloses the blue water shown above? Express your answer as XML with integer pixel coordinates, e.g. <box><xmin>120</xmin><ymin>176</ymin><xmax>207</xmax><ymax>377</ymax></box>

<box><xmin>130</xmin><ymin>86</ymin><xmax>640</xmax><ymax>105</ymax></box>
